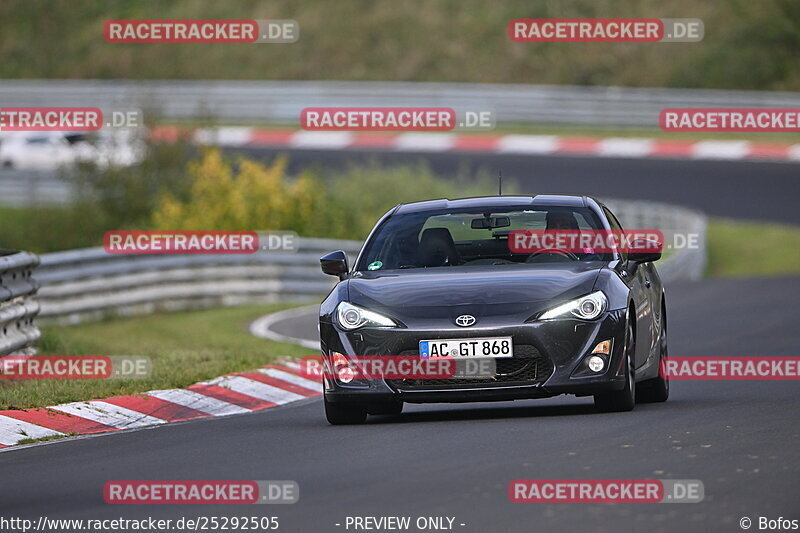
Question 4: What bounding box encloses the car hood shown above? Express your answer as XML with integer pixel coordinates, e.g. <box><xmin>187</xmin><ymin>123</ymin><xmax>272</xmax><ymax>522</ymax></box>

<box><xmin>347</xmin><ymin>263</ymin><xmax>604</xmax><ymax>328</ymax></box>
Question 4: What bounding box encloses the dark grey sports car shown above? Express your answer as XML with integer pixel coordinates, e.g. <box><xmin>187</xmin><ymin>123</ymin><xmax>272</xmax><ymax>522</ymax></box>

<box><xmin>319</xmin><ymin>195</ymin><xmax>668</xmax><ymax>424</ymax></box>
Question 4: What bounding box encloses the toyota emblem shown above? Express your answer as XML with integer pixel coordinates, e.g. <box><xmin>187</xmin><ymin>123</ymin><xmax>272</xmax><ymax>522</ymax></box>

<box><xmin>455</xmin><ymin>314</ymin><xmax>476</xmax><ymax>327</ymax></box>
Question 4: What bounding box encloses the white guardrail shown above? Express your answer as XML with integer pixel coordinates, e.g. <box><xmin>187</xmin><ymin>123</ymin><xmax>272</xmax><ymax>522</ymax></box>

<box><xmin>34</xmin><ymin>237</ymin><xmax>361</xmax><ymax>325</ymax></box>
<box><xmin>0</xmin><ymin>251</ymin><xmax>41</xmax><ymax>356</ymax></box>
<box><xmin>0</xmin><ymin>79</ymin><xmax>798</xmax><ymax>127</ymax></box>
<box><xmin>25</xmin><ymin>199</ymin><xmax>705</xmax><ymax>328</ymax></box>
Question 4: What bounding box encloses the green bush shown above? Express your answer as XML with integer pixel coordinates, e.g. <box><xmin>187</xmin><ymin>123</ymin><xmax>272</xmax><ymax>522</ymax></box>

<box><xmin>67</xmin><ymin>136</ymin><xmax>195</xmax><ymax>231</ymax></box>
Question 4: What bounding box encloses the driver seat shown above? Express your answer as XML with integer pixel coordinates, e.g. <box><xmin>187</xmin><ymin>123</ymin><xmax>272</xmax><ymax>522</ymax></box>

<box><xmin>417</xmin><ymin>228</ymin><xmax>460</xmax><ymax>267</ymax></box>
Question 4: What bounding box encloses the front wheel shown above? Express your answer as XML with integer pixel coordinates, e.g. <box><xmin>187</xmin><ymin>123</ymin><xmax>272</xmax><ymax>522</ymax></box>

<box><xmin>637</xmin><ymin>310</ymin><xmax>669</xmax><ymax>403</ymax></box>
<box><xmin>594</xmin><ymin>319</ymin><xmax>636</xmax><ymax>412</ymax></box>
<box><xmin>324</xmin><ymin>395</ymin><xmax>367</xmax><ymax>425</ymax></box>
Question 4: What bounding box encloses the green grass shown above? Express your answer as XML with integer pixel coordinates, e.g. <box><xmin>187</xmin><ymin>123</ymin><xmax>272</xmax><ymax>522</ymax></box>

<box><xmin>0</xmin><ymin>205</ymin><xmax>106</xmax><ymax>253</ymax></box>
<box><xmin>0</xmin><ymin>304</ymin><xmax>311</xmax><ymax>410</ymax></box>
<box><xmin>16</xmin><ymin>434</ymin><xmax>75</xmax><ymax>446</ymax></box>
<box><xmin>706</xmin><ymin>219</ymin><xmax>800</xmax><ymax>277</ymax></box>
<box><xmin>1</xmin><ymin>0</ymin><xmax>798</xmax><ymax>91</ymax></box>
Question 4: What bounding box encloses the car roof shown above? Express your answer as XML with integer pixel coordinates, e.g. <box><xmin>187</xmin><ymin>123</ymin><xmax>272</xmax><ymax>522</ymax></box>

<box><xmin>393</xmin><ymin>195</ymin><xmax>594</xmax><ymax>214</ymax></box>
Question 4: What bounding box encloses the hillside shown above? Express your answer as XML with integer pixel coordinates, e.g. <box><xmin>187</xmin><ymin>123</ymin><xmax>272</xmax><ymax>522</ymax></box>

<box><xmin>1</xmin><ymin>0</ymin><xmax>798</xmax><ymax>89</ymax></box>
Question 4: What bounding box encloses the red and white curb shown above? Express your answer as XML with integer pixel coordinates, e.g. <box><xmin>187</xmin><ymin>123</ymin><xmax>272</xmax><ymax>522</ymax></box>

<box><xmin>152</xmin><ymin>126</ymin><xmax>800</xmax><ymax>163</ymax></box>
<box><xmin>0</xmin><ymin>360</ymin><xmax>320</xmax><ymax>449</ymax></box>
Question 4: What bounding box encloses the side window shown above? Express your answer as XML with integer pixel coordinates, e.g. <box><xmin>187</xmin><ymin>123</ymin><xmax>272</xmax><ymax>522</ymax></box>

<box><xmin>602</xmin><ymin>207</ymin><xmax>627</xmax><ymax>261</ymax></box>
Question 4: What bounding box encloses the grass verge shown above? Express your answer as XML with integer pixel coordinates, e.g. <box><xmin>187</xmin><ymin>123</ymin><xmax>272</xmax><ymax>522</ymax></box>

<box><xmin>16</xmin><ymin>434</ymin><xmax>75</xmax><ymax>446</ymax></box>
<box><xmin>706</xmin><ymin>219</ymin><xmax>800</xmax><ymax>277</ymax></box>
<box><xmin>0</xmin><ymin>303</ymin><xmax>311</xmax><ymax>410</ymax></box>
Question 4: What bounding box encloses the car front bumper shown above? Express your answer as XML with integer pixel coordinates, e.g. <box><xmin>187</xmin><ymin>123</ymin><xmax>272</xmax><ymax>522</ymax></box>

<box><xmin>320</xmin><ymin>309</ymin><xmax>629</xmax><ymax>404</ymax></box>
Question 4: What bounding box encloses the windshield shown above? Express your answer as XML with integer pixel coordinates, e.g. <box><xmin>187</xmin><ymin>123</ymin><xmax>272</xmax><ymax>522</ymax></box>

<box><xmin>356</xmin><ymin>206</ymin><xmax>614</xmax><ymax>271</ymax></box>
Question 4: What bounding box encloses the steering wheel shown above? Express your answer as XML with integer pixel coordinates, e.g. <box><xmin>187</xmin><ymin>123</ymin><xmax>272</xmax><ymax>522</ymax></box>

<box><xmin>526</xmin><ymin>248</ymin><xmax>580</xmax><ymax>261</ymax></box>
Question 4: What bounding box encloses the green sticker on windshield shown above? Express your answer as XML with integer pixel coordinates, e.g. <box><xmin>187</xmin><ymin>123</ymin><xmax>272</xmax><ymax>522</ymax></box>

<box><xmin>368</xmin><ymin>261</ymin><xmax>383</xmax><ymax>270</ymax></box>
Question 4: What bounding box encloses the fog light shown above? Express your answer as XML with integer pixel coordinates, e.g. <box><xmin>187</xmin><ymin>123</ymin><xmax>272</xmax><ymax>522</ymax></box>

<box><xmin>588</xmin><ymin>355</ymin><xmax>605</xmax><ymax>373</ymax></box>
<box><xmin>332</xmin><ymin>352</ymin><xmax>356</xmax><ymax>384</ymax></box>
<box><xmin>337</xmin><ymin>366</ymin><xmax>356</xmax><ymax>383</ymax></box>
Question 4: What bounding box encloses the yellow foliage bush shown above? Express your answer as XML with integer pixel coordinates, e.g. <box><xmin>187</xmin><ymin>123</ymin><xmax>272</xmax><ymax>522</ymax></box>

<box><xmin>152</xmin><ymin>148</ymin><xmax>504</xmax><ymax>239</ymax></box>
<box><xmin>151</xmin><ymin>148</ymin><xmax>328</xmax><ymax>234</ymax></box>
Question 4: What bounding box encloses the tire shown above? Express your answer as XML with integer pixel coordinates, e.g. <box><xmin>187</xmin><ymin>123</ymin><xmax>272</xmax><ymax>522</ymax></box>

<box><xmin>366</xmin><ymin>401</ymin><xmax>403</xmax><ymax>415</ymax></box>
<box><xmin>324</xmin><ymin>395</ymin><xmax>367</xmax><ymax>425</ymax></box>
<box><xmin>594</xmin><ymin>318</ymin><xmax>636</xmax><ymax>412</ymax></box>
<box><xmin>637</xmin><ymin>309</ymin><xmax>670</xmax><ymax>403</ymax></box>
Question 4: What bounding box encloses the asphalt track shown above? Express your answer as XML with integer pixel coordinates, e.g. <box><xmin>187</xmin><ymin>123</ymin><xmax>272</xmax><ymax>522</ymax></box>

<box><xmin>231</xmin><ymin>147</ymin><xmax>800</xmax><ymax>225</ymax></box>
<box><xmin>1</xmin><ymin>275</ymin><xmax>798</xmax><ymax>532</ymax></box>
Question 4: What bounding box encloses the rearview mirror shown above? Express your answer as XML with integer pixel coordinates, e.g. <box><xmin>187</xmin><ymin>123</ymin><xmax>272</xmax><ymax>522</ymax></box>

<box><xmin>320</xmin><ymin>250</ymin><xmax>349</xmax><ymax>280</ymax></box>
<box><xmin>471</xmin><ymin>216</ymin><xmax>510</xmax><ymax>229</ymax></box>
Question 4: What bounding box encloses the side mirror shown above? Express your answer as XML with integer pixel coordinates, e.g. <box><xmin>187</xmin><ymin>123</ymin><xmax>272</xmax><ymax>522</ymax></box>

<box><xmin>320</xmin><ymin>250</ymin><xmax>349</xmax><ymax>280</ymax></box>
<box><xmin>629</xmin><ymin>250</ymin><xmax>662</xmax><ymax>263</ymax></box>
<box><xmin>628</xmin><ymin>239</ymin><xmax>662</xmax><ymax>264</ymax></box>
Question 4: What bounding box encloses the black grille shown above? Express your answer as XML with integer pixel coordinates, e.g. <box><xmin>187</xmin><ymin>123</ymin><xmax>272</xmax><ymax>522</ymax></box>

<box><xmin>387</xmin><ymin>345</ymin><xmax>553</xmax><ymax>390</ymax></box>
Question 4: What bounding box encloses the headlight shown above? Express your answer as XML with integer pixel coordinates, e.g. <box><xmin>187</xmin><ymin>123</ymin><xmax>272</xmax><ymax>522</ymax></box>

<box><xmin>336</xmin><ymin>301</ymin><xmax>397</xmax><ymax>330</ymax></box>
<box><xmin>539</xmin><ymin>291</ymin><xmax>608</xmax><ymax>320</ymax></box>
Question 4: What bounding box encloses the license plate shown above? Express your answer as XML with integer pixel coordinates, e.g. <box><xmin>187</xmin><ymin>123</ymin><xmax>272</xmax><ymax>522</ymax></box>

<box><xmin>419</xmin><ymin>337</ymin><xmax>514</xmax><ymax>359</ymax></box>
